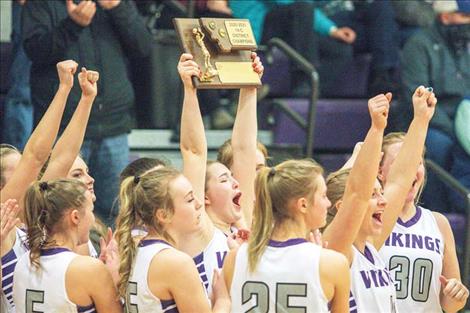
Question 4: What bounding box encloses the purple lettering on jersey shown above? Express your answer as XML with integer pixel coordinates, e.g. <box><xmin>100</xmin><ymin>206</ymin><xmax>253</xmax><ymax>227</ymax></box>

<box><xmin>391</xmin><ymin>233</ymin><xmax>404</xmax><ymax>247</ymax></box>
<box><xmin>405</xmin><ymin>233</ymin><xmax>410</xmax><ymax>247</ymax></box>
<box><xmin>385</xmin><ymin>237</ymin><xmax>391</xmax><ymax>246</ymax></box>
<box><xmin>360</xmin><ymin>271</ymin><xmax>372</xmax><ymax>289</ymax></box>
<box><xmin>378</xmin><ymin>270</ymin><xmax>390</xmax><ymax>287</ymax></box>
<box><xmin>435</xmin><ymin>238</ymin><xmax>441</xmax><ymax>254</ymax></box>
<box><xmin>411</xmin><ymin>234</ymin><xmax>423</xmax><ymax>249</ymax></box>
<box><xmin>424</xmin><ymin>236</ymin><xmax>435</xmax><ymax>251</ymax></box>
<box><xmin>370</xmin><ymin>270</ymin><xmax>379</xmax><ymax>287</ymax></box>
<box><xmin>216</xmin><ymin>251</ymin><xmax>227</xmax><ymax>268</ymax></box>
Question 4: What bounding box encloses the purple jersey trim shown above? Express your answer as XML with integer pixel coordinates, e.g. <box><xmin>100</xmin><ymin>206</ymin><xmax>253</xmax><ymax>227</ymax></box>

<box><xmin>77</xmin><ymin>303</ymin><xmax>97</xmax><ymax>313</ymax></box>
<box><xmin>268</xmin><ymin>238</ymin><xmax>308</xmax><ymax>248</ymax></box>
<box><xmin>139</xmin><ymin>239</ymin><xmax>172</xmax><ymax>248</ymax></box>
<box><xmin>363</xmin><ymin>245</ymin><xmax>375</xmax><ymax>265</ymax></box>
<box><xmin>397</xmin><ymin>206</ymin><xmax>422</xmax><ymax>228</ymax></box>
<box><xmin>40</xmin><ymin>247</ymin><xmax>71</xmax><ymax>256</ymax></box>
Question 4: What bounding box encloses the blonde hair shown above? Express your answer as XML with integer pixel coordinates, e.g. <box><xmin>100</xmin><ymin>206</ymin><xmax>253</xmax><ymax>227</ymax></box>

<box><xmin>248</xmin><ymin>159</ymin><xmax>323</xmax><ymax>272</ymax></box>
<box><xmin>217</xmin><ymin>139</ymin><xmax>269</xmax><ymax>169</ymax></box>
<box><xmin>24</xmin><ymin>179</ymin><xmax>88</xmax><ymax>269</ymax></box>
<box><xmin>381</xmin><ymin>132</ymin><xmax>426</xmax><ymax>204</ymax></box>
<box><xmin>324</xmin><ymin>168</ymin><xmax>351</xmax><ymax>228</ymax></box>
<box><xmin>114</xmin><ymin>167</ymin><xmax>181</xmax><ymax>298</ymax></box>
<box><xmin>0</xmin><ymin>144</ymin><xmax>20</xmax><ymax>188</ymax></box>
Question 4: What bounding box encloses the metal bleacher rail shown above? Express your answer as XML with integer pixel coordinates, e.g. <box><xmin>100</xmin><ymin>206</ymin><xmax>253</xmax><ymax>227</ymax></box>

<box><xmin>262</xmin><ymin>38</ymin><xmax>319</xmax><ymax>158</ymax></box>
<box><xmin>425</xmin><ymin>159</ymin><xmax>470</xmax><ymax>300</ymax></box>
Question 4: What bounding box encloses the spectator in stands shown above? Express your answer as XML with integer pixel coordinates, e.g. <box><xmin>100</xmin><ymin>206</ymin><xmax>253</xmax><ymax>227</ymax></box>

<box><xmin>391</xmin><ymin>0</ymin><xmax>436</xmax><ymax>46</ymax></box>
<box><xmin>397</xmin><ymin>0</ymin><xmax>470</xmax><ymax>213</ymax></box>
<box><xmin>316</xmin><ymin>0</ymin><xmax>401</xmax><ymax>96</ymax></box>
<box><xmin>230</xmin><ymin>0</ymin><xmax>355</xmax><ymax>98</ymax></box>
<box><xmin>22</xmin><ymin>0</ymin><xmax>152</xmax><ymax>226</ymax></box>
<box><xmin>2</xmin><ymin>0</ymin><xmax>32</xmax><ymax>151</ymax></box>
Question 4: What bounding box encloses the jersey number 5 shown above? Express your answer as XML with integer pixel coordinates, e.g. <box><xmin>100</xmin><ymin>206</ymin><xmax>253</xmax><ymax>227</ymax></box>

<box><xmin>26</xmin><ymin>289</ymin><xmax>45</xmax><ymax>313</ymax></box>
<box><xmin>242</xmin><ymin>281</ymin><xmax>307</xmax><ymax>312</ymax></box>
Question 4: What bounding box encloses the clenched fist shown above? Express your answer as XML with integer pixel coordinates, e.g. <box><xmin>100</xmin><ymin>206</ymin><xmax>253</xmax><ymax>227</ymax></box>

<box><xmin>412</xmin><ymin>86</ymin><xmax>437</xmax><ymax>122</ymax></box>
<box><xmin>368</xmin><ymin>92</ymin><xmax>391</xmax><ymax>131</ymax></box>
<box><xmin>78</xmin><ymin>67</ymin><xmax>99</xmax><ymax>98</ymax></box>
<box><xmin>56</xmin><ymin>60</ymin><xmax>78</xmax><ymax>88</ymax></box>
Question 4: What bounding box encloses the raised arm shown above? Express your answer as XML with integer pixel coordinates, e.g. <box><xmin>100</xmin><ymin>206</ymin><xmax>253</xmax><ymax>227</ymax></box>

<box><xmin>0</xmin><ymin>61</ymin><xmax>76</xmax><ymax>212</ymax></box>
<box><xmin>373</xmin><ymin>86</ymin><xmax>436</xmax><ymax>249</ymax></box>
<box><xmin>42</xmin><ymin>68</ymin><xmax>98</xmax><ymax>181</ymax></box>
<box><xmin>231</xmin><ymin>52</ymin><xmax>263</xmax><ymax>228</ymax></box>
<box><xmin>178</xmin><ymin>53</ymin><xmax>207</xmax><ymax>206</ymax></box>
<box><xmin>323</xmin><ymin>94</ymin><xmax>389</xmax><ymax>262</ymax></box>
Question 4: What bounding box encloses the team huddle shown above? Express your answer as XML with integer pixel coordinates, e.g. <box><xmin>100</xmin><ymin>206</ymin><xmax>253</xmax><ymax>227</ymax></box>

<box><xmin>1</xmin><ymin>53</ymin><xmax>468</xmax><ymax>313</ymax></box>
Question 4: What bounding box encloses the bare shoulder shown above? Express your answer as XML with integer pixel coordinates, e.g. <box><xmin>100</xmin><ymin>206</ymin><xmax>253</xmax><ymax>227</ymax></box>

<box><xmin>68</xmin><ymin>255</ymin><xmax>106</xmax><ymax>277</ymax></box>
<box><xmin>152</xmin><ymin>247</ymin><xmax>197</xmax><ymax>276</ymax></box>
<box><xmin>431</xmin><ymin>211</ymin><xmax>452</xmax><ymax>235</ymax></box>
<box><xmin>320</xmin><ymin>249</ymin><xmax>349</xmax><ymax>267</ymax></box>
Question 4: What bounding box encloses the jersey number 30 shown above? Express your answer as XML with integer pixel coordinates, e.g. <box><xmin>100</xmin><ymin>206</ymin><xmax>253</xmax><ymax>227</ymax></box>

<box><xmin>242</xmin><ymin>281</ymin><xmax>307</xmax><ymax>312</ymax></box>
<box><xmin>389</xmin><ymin>256</ymin><xmax>433</xmax><ymax>302</ymax></box>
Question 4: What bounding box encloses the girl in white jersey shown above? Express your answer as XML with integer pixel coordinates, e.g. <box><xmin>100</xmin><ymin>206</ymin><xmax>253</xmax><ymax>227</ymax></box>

<box><xmin>115</xmin><ymin>167</ymin><xmax>230</xmax><ymax>312</ymax></box>
<box><xmin>175</xmin><ymin>53</ymin><xmax>262</xmax><ymax>294</ymax></box>
<box><xmin>323</xmin><ymin>86</ymin><xmax>437</xmax><ymax>313</ymax></box>
<box><xmin>13</xmin><ymin>179</ymin><xmax>121</xmax><ymax>313</ymax></box>
<box><xmin>223</xmin><ymin>159</ymin><xmax>350</xmax><ymax>312</ymax></box>
<box><xmin>378</xmin><ymin>132</ymin><xmax>469</xmax><ymax>312</ymax></box>
<box><xmin>1</xmin><ymin>61</ymin><xmax>98</xmax><ymax>312</ymax></box>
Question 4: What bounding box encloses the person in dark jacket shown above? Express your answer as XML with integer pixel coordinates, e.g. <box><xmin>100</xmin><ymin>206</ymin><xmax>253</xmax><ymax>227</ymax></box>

<box><xmin>397</xmin><ymin>0</ymin><xmax>470</xmax><ymax>213</ymax></box>
<box><xmin>22</xmin><ymin>0</ymin><xmax>152</xmax><ymax>226</ymax></box>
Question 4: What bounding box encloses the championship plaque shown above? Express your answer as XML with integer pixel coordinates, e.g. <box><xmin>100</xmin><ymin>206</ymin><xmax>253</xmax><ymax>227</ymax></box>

<box><xmin>173</xmin><ymin>18</ymin><xmax>262</xmax><ymax>89</ymax></box>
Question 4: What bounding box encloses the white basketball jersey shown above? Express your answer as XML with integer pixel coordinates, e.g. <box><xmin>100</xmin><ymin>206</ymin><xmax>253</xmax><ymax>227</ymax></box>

<box><xmin>231</xmin><ymin>238</ymin><xmax>329</xmax><ymax>313</ymax></box>
<box><xmin>350</xmin><ymin>242</ymin><xmax>398</xmax><ymax>313</ymax></box>
<box><xmin>193</xmin><ymin>228</ymin><xmax>229</xmax><ymax>296</ymax></box>
<box><xmin>380</xmin><ymin>206</ymin><xmax>444</xmax><ymax>313</ymax></box>
<box><xmin>13</xmin><ymin>248</ymin><xmax>97</xmax><ymax>313</ymax></box>
<box><xmin>88</xmin><ymin>240</ymin><xmax>98</xmax><ymax>258</ymax></box>
<box><xmin>1</xmin><ymin>228</ymin><xmax>28</xmax><ymax>313</ymax></box>
<box><xmin>127</xmin><ymin>239</ymin><xmax>178</xmax><ymax>313</ymax></box>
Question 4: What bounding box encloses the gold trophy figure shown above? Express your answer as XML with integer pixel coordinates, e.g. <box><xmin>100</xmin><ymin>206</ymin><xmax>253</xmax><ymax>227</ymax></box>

<box><xmin>192</xmin><ymin>27</ymin><xmax>218</xmax><ymax>81</ymax></box>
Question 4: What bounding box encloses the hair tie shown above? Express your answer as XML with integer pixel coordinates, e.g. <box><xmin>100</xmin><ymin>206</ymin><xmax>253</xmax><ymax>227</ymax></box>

<box><xmin>39</xmin><ymin>182</ymin><xmax>48</xmax><ymax>191</ymax></box>
<box><xmin>268</xmin><ymin>167</ymin><xmax>276</xmax><ymax>177</ymax></box>
<box><xmin>134</xmin><ymin>175</ymin><xmax>140</xmax><ymax>184</ymax></box>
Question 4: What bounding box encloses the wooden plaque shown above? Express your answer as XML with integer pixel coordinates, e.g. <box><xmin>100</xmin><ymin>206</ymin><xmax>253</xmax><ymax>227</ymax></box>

<box><xmin>173</xmin><ymin>18</ymin><xmax>262</xmax><ymax>89</ymax></box>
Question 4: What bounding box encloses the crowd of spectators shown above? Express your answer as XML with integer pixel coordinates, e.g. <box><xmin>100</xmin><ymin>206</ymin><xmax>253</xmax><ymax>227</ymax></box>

<box><xmin>1</xmin><ymin>0</ymin><xmax>469</xmax><ymax>217</ymax></box>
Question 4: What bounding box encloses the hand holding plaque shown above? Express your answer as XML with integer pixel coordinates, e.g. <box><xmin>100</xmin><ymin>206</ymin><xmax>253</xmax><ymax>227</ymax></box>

<box><xmin>174</xmin><ymin>18</ymin><xmax>262</xmax><ymax>89</ymax></box>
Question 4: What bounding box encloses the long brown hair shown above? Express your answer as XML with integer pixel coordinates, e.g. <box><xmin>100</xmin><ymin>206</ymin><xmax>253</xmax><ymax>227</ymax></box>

<box><xmin>114</xmin><ymin>167</ymin><xmax>181</xmax><ymax>298</ymax></box>
<box><xmin>248</xmin><ymin>159</ymin><xmax>323</xmax><ymax>272</ymax></box>
<box><xmin>24</xmin><ymin>179</ymin><xmax>88</xmax><ymax>269</ymax></box>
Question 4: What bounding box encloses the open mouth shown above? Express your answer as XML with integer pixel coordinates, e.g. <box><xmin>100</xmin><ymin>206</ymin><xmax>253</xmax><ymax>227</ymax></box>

<box><xmin>372</xmin><ymin>211</ymin><xmax>383</xmax><ymax>223</ymax></box>
<box><xmin>232</xmin><ymin>192</ymin><xmax>242</xmax><ymax>208</ymax></box>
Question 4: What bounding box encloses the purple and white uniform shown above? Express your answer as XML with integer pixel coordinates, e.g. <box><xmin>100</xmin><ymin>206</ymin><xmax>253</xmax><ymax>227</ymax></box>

<box><xmin>193</xmin><ymin>228</ymin><xmax>229</xmax><ymax>296</ymax></box>
<box><xmin>13</xmin><ymin>247</ymin><xmax>97</xmax><ymax>313</ymax></box>
<box><xmin>350</xmin><ymin>242</ymin><xmax>398</xmax><ymax>313</ymax></box>
<box><xmin>1</xmin><ymin>228</ymin><xmax>28</xmax><ymax>313</ymax></box>
<box><xmin>380</xmin><ymin>206</ymin><xmax>444</xmax><ymax>313</ymax></box>
<box><xmin>231</xmin><ymin>238</ymin><xmax>329</xmax><ymax>312</ymax></box>
<box><xmin>127</xmin><ymin>239</ymin><xmax>178</xmax><ymax>313</ymax></box>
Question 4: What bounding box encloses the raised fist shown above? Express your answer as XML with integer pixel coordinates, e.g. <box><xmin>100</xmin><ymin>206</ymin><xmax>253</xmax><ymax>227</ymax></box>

<box><xmin>368</xmin><ymin>92</ymin><xmax>391</xmax><ymax>130</ymax></box>
<box><xmin>78</xmin><ymin>67</ymin><xmax>99</xmax><ymax>98</ymax></box>
<box><xmin>412</xmin><ymin>86</ymin><xmax>437</xmax><ymax>122</ymax></box>
<box><xmin>66</xmin><ymin>0</ymin><xmax>96</xmax><ymax>27</ymax></box>
<box><xmin>56</xmin><ymin>60</ymin><xmax>78</xmax><ymax>88</ymax></box>
<box><xmin>177</xmin><ymin>53</ymin><xmax>201</xmax><ymax>90</ymax></box>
